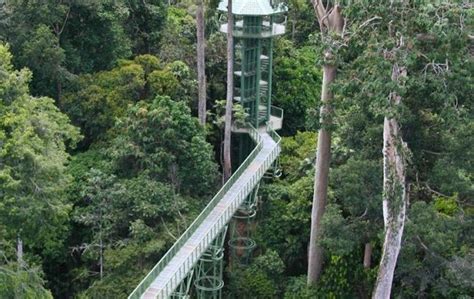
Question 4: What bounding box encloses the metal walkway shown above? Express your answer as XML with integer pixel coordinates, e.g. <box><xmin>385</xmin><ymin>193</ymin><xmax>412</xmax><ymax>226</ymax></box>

<box><xmin>129</xmin><ymin>126</ymin><xmax>281</xmax><ymax>299</ymax></box>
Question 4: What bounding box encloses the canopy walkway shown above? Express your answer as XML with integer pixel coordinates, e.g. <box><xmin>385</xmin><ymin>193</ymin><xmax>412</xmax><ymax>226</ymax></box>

<box><xmin>129</xmin><ymin>125</ymin><xmax>281</xmax><ymax>299</ymax></box>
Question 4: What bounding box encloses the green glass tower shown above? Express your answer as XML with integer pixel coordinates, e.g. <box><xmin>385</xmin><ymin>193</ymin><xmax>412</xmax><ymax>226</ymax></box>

<box><xmin>218</xmin><ymin>0</ymin><xmax>286</xmax><ymax>276</ymax></box>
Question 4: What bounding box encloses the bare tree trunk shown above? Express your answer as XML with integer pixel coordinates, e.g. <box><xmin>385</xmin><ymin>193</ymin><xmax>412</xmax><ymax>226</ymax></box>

<box><xmin>364</xmin><ymin>242</ymin><xmax>372</xmax><ymax>269</ymax></box>
<box><xmin>223</xmin><ymin>0</ymin><xmax>233</xmax><ymax>182</ymax></box>
<box><xmin>196</xmin><ymin>0</ymin><xmax>207</xmax><ymax>125</ymax></box>
<box><xmin>99</xmin><ymin>236</ymin><xmax>104</xmax><ymax>279</ymax></box>
<box><xmin>307</xmin><ymin>2</ymin><xmax>344</xmax><ymax>285</ymax></box>
<box><xmin>307</xmin><ymin>62</ymin><xmax>335</xmax><ymax>284</ymax></box>
<box><xmin>372</xmin><ymin>62</ymin><xmax>408</xmax><ymax>299</ymax></box>
<box><xmin>99</xmin><ymin>207</ymin><xmax>104</xmax><ymax>280</ymax></box>
<box><xmin>16</xmin><ymin>237</ymin><xmax>24</xmax><ymax>266</ymax></box>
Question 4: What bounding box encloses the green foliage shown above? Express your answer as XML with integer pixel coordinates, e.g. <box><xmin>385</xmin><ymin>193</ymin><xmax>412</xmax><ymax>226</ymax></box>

<box><xmin>279</xmin><ymin>131</ymin><xmax>316</xmax><ymax>181</ymax></box>
<box><xmin>285</xmin><ymin>0</ymin><xmax>319</xmax><ymax>46</ymax></box>
<box><xmin>110</xmin><ymin>96</ymin><xmax>217</xmax><ymax>195</ymax></box>
<box><xmin>284</xmin><ymin>276</ymin><xmax>318</xmax><ymax>299</ymax></box>
<box><xmin>2</xmin><ymin>0</ymin><xmax>132</xmax><ymax>97</ymax></box>
<box><xmin>273</xmin><ymin>40</ymin><xmax>321</xmax><ymax>135</ymax></box>
<box><xmin>227</xmin><ymin>250</ymin><xmax>285</xmax><ymax>298</ymax></box>
<box><xmin>149</xmin><ymin>69</ymin><xmax>179</xmax><ymax>96</ymax></box>
<box><xmin>206</xmin><ymin>33</ymin><xmax>227</xmax><ymax>102</ymax></box>
<box><xmin>1</xmin><ymin>2</ymin><xmax>472</xmax><ymax>298</ymax></box>
<box><xmin>210</xmin><ymin>100</ymin><xmax>249</xmax><ymax>129</ymax></box>
<box><xmin>255</xmin><ymin>132</ymin><xmax>316</xmax><ymax>274</ymax></box>
<box><xmin>123</xmin><ymin>0</ymin><xmax>168</xmax><ymax>54</ymax></box>
<box><xmin>158</xmin><ymin>7</ymin><xmax>196</xmax><ymax>67</ymax></box>
<box><xmin>19</xmin><ymin>24</ymin><xmax>67</xmax><ymax>100</ymax></box>
<box><xmin>0</xmin><ymin>44</ymin><xmax>80</xmax><ymax>297</ymax></box>
<box><xmin>434</xmin><ymin>195</ymin><xmax>459</xmax><ymax>216</ymax></box>
<box><xmin>60</xmin><ymin>1</ymin><xmax>131</xmax><ymax>74</ymax></box>
<box><xmin>396</xmin><ymin>201</ymin><xmax>473</xmax><ymax>298</ymax></box>
<box><xmin>320</xmin><ymin>204</ymin><xmax>358</xmax><ymax>256</ymax></box>
<box><xmin>0</xmin><ymin>260</ymin><xmax>53</xmax><ymax>299</ymax></box>
<box><xmin>63</xmin><ymin>55</ymin><xmax>194</xmax><ymax>147</ymax></box>
<box><xmin>66</xmin><ymin>94</ymin><xmax>218</xmax><ymax>295</ymax></box>
<box><xmin>0</xmin><ymin>43</ymin><xmax>80</xmax><ymax>253</ymax></box>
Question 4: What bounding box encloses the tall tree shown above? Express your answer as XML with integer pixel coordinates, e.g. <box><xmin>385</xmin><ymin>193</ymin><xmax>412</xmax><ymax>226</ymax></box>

<box><xmin>196</xmin><ymin>0</ymin><xmax>207</xmax><ymax>125</ymax></box>
<box><xmin>307</xmin><ymin>0</ymin><xmax>344</xmax><ymax>284</ymax></box>
<box><xmin>372</xmin><ymin>3</ymin><xmax>411</xmax><ymax>296</ymax></box>
<box><xmin>373</xmin><ymin>58</ymin><xmax>409</xmax><ymax>299</ymax></box>
<box><xmin>223</xmin><ymin>0</ymin><xmax>233</xmax><ymax>182</ymax></box>
<box><xmin>0</xmin><ymin>43</ymin><xmax>80</xmax><ymax>292</ymax></box>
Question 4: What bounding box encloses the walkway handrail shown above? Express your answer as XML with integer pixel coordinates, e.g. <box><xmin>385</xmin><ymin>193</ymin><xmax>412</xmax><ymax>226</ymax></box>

<box><xmin>129</xmin><ymin>125</ymin><xmax>264</xmax><ymax>299</ymax></box>
<box><xmin>267</xmin><ymin>123</ymin><xmax>282</xmax><ymax>169</ymax></box>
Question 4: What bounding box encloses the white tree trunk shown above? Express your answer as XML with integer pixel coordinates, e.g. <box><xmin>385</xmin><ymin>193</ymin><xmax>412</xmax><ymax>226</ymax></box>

<box><xmin>196</xmin><ymin>0</ymin><xmax>207</xmax><ymax>125</ymax></box>
<box><xmin>372</xmin><ymin>63</ymin><xmax>408</xmax><ymax>299</ymax></box>
<box><xmin>223</xmin><ymin>0</ymin><xmax>233</xmax><ymax>182</ymax></box>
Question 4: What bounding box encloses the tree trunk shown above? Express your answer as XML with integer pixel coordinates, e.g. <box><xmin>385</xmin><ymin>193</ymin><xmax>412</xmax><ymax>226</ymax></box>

<box><xmin>99</xmin><ymin>236</ymin><xmax>104</xmax><ymax>279</ymax></box>
<box><xmin>16</xmin><ymin>237</ymin><xmax>24</xmax><ymax>267</ymax></box>
<box><xmin>307</xmin><ymin>2</ymin><xmax>344</xmax><ymax>285</ymax></box>
<box><xmin>196</xmin><ymin>0</ymin><xmax>207</xmax><ymax>125</ymax></box>
<box><xmin>307</xmin><ymin>62</ymin><xmax>336</xmax><ymax>284</ymax></box>
<box><xmin>364</xmin><ymin>242</ymin><xmax>372</xmax><ymax>269</ymax></box>
<box><xmin>372</xmin><ymin>62</ymin><xmax>408</xmax><ymax>299</ymax></box>
<box><xmin>223</xmin><ymin>0</ymin><xmax>233</xmax><ymax>182</ymax></box>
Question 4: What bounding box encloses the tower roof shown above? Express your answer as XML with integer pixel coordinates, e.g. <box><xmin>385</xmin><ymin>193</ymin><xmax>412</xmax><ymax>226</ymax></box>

<box><xmin>218</xmin><ymin>0</ymin><xmax>287</xmax><ymax>16</ymax></box>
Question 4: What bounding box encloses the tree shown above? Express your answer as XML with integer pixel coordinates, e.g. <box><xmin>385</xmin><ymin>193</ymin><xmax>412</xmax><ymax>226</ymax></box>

<box><xmin>67</xmin><ymin>95</ymin><xmax>219</xmax><ymax>296</ymax></box>
<box><xmin>196</xmin><ymin>0</ymin><xmax>207</xmax><ymax>125</ymax></box>
<box><xmin>273</xmin><ymin>40</ymin><xmax>321</xmax><ymax>135</ymax></box>
<box><xmin>2</xmin><ymin>0</ymin><xmax>71</xmax><ymax>100</ymax></box>
<box><xmin>2</xmin><ymin>0</ymin><xmax>132</xmax><ymax>97</ymax></box>
<box><xmin>227</xmin><ymin>250</ymin><xmax>285</xmax><ymax>298</ymax></box>
<box><xmin>73</xmin><ymin>169</ymin><xmax>125</xmax><ymax>280</ymax></box>
<box><xmin>0</xmin><ymin>258</ymin><xmax>53</xmax><ymax>299</ymax></box>
<box><xmin>373</xmin><ymin>44</ymin><xmax>409</xmax><ymax>299</ymax></box>
<box><xmin>110</xmin><ymin>96</ymin><xmax>218</xmax><ymax>196</ymax></box>
<box><xmin>158</xmin><ymin>7</ymin><xmax>197</xmax><ymax>67</ymax></box>
<box><xmin>255</xmin><ymin>132</ymin><xmax>316</xmax><ymax>274</ymax></box>
<box><xmin>19</xmin><ymin>25</ymin><xmax>67</xmax><ymax>107</ymax></box>
<box><xmin>123</xmin><ymin>0</ymin><xmax>168</xmax><ymax>54</ymax></box>
<box><xmin>59</xmin><ymin>1</ymin><xmax>131</xmax><ymax>74</ymax></box>
<box><xmin>223</xmin><ymin>0</ymin><xmax>233</xmax><ymax>182</ymax></box>
<box><xmin>0</xmin><ymin>44</ymin><xmax>80</xmax><ymax>295</ymax></box>
<box><xmin>63</xmin><ymin>55</ymin><xmax>196</xmax><ymax>147</ymax></box>
<box><xmin>330</xmin><ymin>2</ymin><xmax>472</xmax><ymax>297</ymax></box>
<box><xmin>308</xmin><ymin>0</ymin><xmax>344</xmax><ymax>285</ymax></box>
<box><xmin>395</xmin><ymin>200</ymin><xmax>473</xmax><ymax>298</ymax></box>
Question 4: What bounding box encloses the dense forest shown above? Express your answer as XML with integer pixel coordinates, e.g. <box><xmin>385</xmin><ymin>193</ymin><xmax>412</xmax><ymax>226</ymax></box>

<box><xmin>0</xmin><ymin>0</ymin><xmax>472</xmax><ymax>298</ymax></box>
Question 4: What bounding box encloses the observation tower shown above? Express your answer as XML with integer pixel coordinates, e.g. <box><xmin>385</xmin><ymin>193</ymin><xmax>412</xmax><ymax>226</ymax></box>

<box><xmin>218</xmin><ymin>0</ymin><xmax>286</xmax><ymax>280</ymax></box>
<box><xmin>218</xmin><ymin>0</ymin><xmax>286</xmax><ymax>130</ymax></box>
